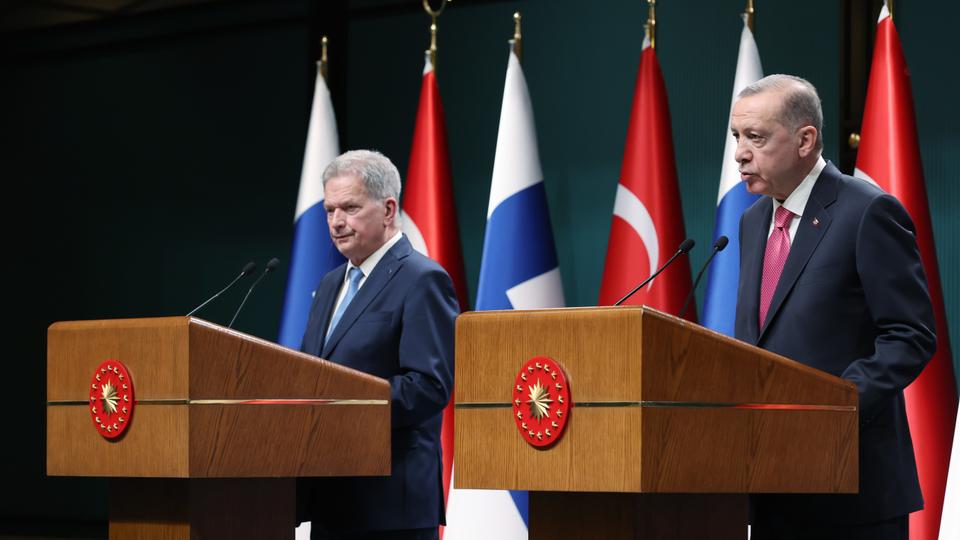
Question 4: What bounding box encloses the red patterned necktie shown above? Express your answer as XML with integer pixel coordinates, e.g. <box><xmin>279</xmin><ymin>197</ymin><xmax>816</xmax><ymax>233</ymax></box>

<box><xmin>759</xmin><ymin>205</ymin><xmax>794</xmax><ymax>329</ymax></box>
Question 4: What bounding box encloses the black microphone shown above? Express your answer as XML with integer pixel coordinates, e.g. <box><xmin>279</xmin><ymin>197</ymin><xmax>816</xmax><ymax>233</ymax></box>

<box><xmin>228</xmin><ymin>258</ymin><xmax>280</xmax><ymax>329</ymax></box>
<box><xmin>186</xmin><ymin>261</ymin><xmax>256</xmax><ymax>317</ymax></box>
<box><xmin>679</xmin><ymin>236</ymin><xmax>729</xmax><ymax>319</ymax></box>
<box><xmin>614</xmin><ymin>238</ymin><xmax>695</xmax><ymax>306</ymax></box>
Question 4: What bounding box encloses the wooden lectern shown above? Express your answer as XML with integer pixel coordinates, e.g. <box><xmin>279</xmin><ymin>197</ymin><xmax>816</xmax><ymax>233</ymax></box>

<box><xmin>47</xmin><ymin>316</ymin><xmax>390</xmax><ymax>539</ymax></box>
<box><xmin>454</xmin><ymin>306</ymin><xmax>858</xmax><ymax>539</ymax></box>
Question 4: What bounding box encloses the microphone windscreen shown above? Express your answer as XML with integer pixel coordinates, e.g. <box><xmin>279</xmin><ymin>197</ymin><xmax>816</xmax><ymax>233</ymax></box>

<box><xmin>242</xmin><ymin>261</ymin><xmax>257</xmax><ymax>275</ymax></box>
<box><xmin>715</xmin><ymin>236</ymin><xmax>729</xmax><ymax>251</ymax></box>
<box><xmin>265</xmin><ymin>257</ymin><xmax>280</xmax><ymax>271</ymax></box>
<box><xmin>679</xmin><ymin>238</ymin><xmax>696</xmax><ymax>253</ymax></box>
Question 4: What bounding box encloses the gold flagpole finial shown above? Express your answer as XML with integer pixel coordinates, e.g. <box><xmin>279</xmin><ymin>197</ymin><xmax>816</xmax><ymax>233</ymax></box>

<box><xmin>320</xmin><ymin>36</ymin><xmax>329</xmax><ymax>81</ymax></box>
<box><xmin>512</xmin><ymin>11</ymin><xmax>522</xmax><ymax>61</ymax></box>
<box><xmin>644</xmin><ymin>0</ymin><xmax>657</xmax><ymax>50</ymax></box>
<box><xmin>744</xmin><ymin>0</ymin><xmax>755</xmax><ymax>32</ymax></box>
<box><xmin>423</xmin><ymin>0</ymin><xmax>450</xmax><ymax>70</ymax></box>
<box><xmin>887</xmin><ymin>0</ymin><xmax>893</xmax><ymax>21</ymax></box>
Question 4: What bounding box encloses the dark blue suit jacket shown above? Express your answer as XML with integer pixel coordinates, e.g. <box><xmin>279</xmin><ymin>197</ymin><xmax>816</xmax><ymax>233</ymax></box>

<box><xmin>299</xmin><ymin>235</ymin><xmax>458</xmax><ymax>533</ymax></box>
<box><xmin>735</xmin><ymin>162</ymin><xmax>936</xmax><ymax>525</ymax></box>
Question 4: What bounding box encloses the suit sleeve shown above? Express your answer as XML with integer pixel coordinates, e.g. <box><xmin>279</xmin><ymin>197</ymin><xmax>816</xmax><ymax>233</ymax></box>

<box><xmin>841</xmin><ymin>193</ymin><xmax>937</xmax><ymax>422</ymax></box>
<box><xmin>391</xmin><ymin>267</ymin><xmax>459</xmax><ymax>430</ymax></box>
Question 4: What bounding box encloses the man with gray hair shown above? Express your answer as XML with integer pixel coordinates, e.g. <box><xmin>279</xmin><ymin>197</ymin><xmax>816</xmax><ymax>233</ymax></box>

<box><xmin>298</xmin><ymin>150</ymin><xmax>459</xmax><ymax>540</ymax></box>
<box><xmin>731</xmin><ymin>75</ymin><xmax>936</xmax><ymax>539</ymax></box>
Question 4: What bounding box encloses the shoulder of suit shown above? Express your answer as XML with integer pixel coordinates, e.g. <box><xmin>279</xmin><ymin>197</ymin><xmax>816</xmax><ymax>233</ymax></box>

<box><xmin>402</xmin><ymin>248</ymin><xmax>450</xmax><ymax>276</ymax></box>
<box><xmin>321</xmin><ymin>263</ymin><xmax>347</xmax><ymax>285</ymax></box>
<box><xmin>743</xmin><ymin>196</ymin><xmax>771</xmax><ymax>220</ymax></box>
<box><xmin>833</xmin><ymin>172</ymin><xmax>894</xmax><ymax>207</ymax></box>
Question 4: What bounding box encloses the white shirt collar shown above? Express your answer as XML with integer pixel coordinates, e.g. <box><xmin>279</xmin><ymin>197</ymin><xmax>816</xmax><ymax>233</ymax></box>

<box><xmin>344</xmin><ymin>230</ymin><xmax>403</xmax><ymax>285</ymax></box>
<box><xmin>773</xmin><ymin>155</ymin><xmax>826</xmax><ymax>218</ymax></box>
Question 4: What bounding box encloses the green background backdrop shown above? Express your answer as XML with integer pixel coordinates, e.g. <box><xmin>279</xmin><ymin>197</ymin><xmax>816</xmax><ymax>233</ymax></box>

<box><xmin>2</xmin><ymin>0</ymin><xmax>956</xmax><ymax>534</ymax></box>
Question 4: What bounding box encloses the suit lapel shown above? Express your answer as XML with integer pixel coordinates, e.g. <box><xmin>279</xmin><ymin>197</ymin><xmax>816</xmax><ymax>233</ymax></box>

<box><xmin>304</xmin><ymin>265</ymin><xmax>346</xmax><ymax>357</ymax></box>
<box><xmin>321</xmin><ymin>237</ymin><xmax>411</xmax><ymax>358</ymax></box>
<box><xmin>758</xmin><ymin>163</ymin><xmax>840</xmax><ymax>342</ymax></box>
<box><xmin>741</xmin><ymin>199</ymin><xmax>771</xmax><ymax>344</ymax></box>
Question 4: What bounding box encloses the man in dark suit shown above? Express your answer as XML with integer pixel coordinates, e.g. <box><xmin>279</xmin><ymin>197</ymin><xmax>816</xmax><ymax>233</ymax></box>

<box><xmin>731</xmin><ymin>75</ymin><xmax>936</xmax><ymax>540</ymax></box>
<box><xmin>299</xmin><ymin>149</ymin><xmax>459</xmax><ymax>540</ymax></box>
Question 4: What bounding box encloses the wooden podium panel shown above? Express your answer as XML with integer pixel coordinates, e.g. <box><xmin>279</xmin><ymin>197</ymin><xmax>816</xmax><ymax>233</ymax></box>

<box><xmin>454</xmin><ymin>306</ymin><xmax>858</xmax><ymax>539</ymax></box>
<box><xmin>47</xmin><ymin>317</ymin><xmax>390</xmax><ymax>479</ymax></box>
<box><xmin>454</xmin><ymin>306</ymin><xmax>857</xmax><ymax>494</ymax></box>
<box><xmin>47</xmin><ymin>316</ymin><xmax>393</xmax><ymax>539</ymax></box>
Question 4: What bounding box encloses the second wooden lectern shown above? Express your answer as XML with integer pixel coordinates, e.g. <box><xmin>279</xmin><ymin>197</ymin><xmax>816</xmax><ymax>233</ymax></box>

<box><xmin>454</xmin><ymin>306</ymin><xmax>858</xmax><ymax>539</ymax></box>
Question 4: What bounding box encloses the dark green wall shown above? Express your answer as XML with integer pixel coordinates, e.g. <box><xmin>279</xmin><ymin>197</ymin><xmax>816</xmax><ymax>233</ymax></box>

<box><xmin>2</xmin><ymin>0</ymin><xmax>956</xmax><ymax>533</ymax></box>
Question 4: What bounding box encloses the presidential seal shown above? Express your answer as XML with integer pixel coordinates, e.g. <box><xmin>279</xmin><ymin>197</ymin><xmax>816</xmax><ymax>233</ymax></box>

<box><xmin>512</xmin><ymin>356</ymin><xmax>571</xmax><ymax>448</ymax></box>
<box><xmin>88</xmin><ymin>360</ymin><xmax>135</xmax><ymax>439</ymax></box>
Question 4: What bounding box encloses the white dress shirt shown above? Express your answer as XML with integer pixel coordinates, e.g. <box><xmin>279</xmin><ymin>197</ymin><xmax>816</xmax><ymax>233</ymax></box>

<box><xmin>326</xmin><ymin>230</ymin><xmax>404</xmax><ymax>337</ymax></box>
<box><xmin>768</xmin><ymin>156</ymin><xmax>827</xmax><ymax>242</ymax></box>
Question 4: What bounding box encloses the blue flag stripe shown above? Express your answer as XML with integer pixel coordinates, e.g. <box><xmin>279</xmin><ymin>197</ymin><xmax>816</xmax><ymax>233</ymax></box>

<box><xmin>278</xmin><ymin>202</ymin><xmax>344</xmax><ymax>349</ymax></box>
<box><xmin>476</xmin><ymin>182</ymin><xmax>560</xmax><ymax>311</ymax></box>
<box><xmin>701</xmin><ymin>183</ymin><xmax>759</xmax><ymax>336</ymax></box>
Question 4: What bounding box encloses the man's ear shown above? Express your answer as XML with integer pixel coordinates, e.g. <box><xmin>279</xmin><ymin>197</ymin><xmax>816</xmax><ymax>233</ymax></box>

<box><xmin>383</xmin><ymin>197</ymin><xmax>398</xmax><ymax>225</ymax></box>
<box><xmin>798</xmin><ymin>125</ymin><xmax>818</xmax><ymax>158</ymax></box>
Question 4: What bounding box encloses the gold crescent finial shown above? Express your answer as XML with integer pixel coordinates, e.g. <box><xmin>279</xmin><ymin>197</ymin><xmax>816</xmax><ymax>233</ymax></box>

<box><xmin>644</xmin><ymin>0</ymin><xmax>657</xmax><ymax>50</ymax></box>
<box><xmin>423</xmin><ymin>0</ymin><xmax>451</xmax><ymax>70</ymax></box>
<box><xmin>320</xmin><ymin>36</ymin><xmax>329</xmax><ymax>81</ymax></box>
<box><xmin>512</xmin><ymin>11</ymin><xmax>522</xmax><ymax>61</ymax></box>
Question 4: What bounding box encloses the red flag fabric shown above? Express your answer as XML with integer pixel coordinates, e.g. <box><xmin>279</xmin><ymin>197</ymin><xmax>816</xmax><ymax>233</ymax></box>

<box><xmin>599</xmin><ymin>39</ymin><xmax>694</xmax><ymax>317</ymax></box>
<box><xmin>854</xmin><ymin>11</ymin><xmax>958</xmax><ymax>540</ymax></box>
<box><xmin>399</xmin><ymin>57</ymin><xmax>468</xmax><ymax>538</ymax></box>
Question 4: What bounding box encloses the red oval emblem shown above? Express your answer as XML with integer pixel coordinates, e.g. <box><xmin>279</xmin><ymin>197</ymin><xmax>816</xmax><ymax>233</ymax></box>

<box><xmin>88</xmin><ymin>360</ymin><xmax>135</xmax><ymax>439</ymax></box>
<box><xmin>512</xmin><ymin>356</ymin><xmax>571</xmax><ymax>448</ymax></box>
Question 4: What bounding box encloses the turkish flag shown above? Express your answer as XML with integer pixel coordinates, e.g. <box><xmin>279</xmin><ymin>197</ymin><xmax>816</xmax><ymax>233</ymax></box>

<box><xmin>599</xmin><ymin>39</ymin><xmax>694</xmax><ymax>318</ymax></box>
<box><xmin>399</xmin><ymin>57</ymin><xmax>468</xmax><ymax>538</ymax></box>
<box><xmin>855</xmin><ymin>11</ymin><xmax>958</xmax><ymax>540</ymax></box>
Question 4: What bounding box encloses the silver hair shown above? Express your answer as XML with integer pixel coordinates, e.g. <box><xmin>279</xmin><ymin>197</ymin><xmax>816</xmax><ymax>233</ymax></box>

<box><xmin>322</xmin><ymin>149</ymin><xmax>402</xmax><ymax>201</ymax></box>
<box><xmin>738</xmin><ymin>74</ymin><xmax>824</xmax><ymax>151</ymax></box>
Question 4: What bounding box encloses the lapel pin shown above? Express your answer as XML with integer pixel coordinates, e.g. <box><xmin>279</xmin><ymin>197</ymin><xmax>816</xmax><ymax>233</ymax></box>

<box><xmin>812</xmin><ymin>217</ymin><xmax>820</xmax><ymax>227</ymax></box>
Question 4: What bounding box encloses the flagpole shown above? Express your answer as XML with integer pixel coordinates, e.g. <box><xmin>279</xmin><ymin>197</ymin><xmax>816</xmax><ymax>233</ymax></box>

<box><xmin>319</xmin><ymin>35</ymin><xmax>328</xmax><ymax>82</ymax></box>
<box><xmin>422</xmin><ymin>0</ymin><xmax>449</xmax><ymax>70</ymax></box>
<box><xmin>645</xmin><ymin>0</ymin><xmax>657</xmax><ymax>50</ymax></box>
<box><xmin>744</xmin><ymin>0</ymin><xmax>755</xmax><ymax>32</ymax></box>
<box><xmin>512</xmin><ymin>11</ymin><xmax>522</xmax><ymax>61</ymax></box>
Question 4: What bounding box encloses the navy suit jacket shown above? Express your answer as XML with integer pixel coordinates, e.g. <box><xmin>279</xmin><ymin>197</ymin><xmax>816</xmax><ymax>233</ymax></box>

<box><xmin>735</xmin><ymin>162</ymin><xmax>936</xmax><ymax>525</ymax></box>
<box><xmin>299</xmin><ymin>235</ymin><xmax>459</xmax><ymax>533</ymax></box>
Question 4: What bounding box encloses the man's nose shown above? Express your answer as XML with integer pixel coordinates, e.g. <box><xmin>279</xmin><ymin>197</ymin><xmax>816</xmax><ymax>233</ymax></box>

<box><xmin>734</xmin><ymin>137</ymin><xmax>750</xmax><ymax>164</ymax></box>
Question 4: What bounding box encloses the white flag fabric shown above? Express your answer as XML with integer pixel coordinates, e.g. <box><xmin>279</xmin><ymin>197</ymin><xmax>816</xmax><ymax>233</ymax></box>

<box><xmin>939</xmin><ymin>403</ymin><xmax>960</xmax><ymax>539</ymax></box>
<box><xmin>701</xmin><ymin>14</ymin><xmax>763</xmax><ymax>335</ymax></box>
<box><xmin>279</xmin><ymin>64</ymin><xmax>344</xmax><ymax>356</ymax></box>
<box><xmin>286</xmin><ymin>63</ymin><xmax>342</xmax><ymax>540</ymax></box>
<box><xmin>445</xmin><ymin>45</ymin><xmax>565</xmax><ymax>540</ymax></box>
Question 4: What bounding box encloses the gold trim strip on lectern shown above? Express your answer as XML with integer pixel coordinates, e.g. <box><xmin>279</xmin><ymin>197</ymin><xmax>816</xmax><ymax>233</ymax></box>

<box><xmin>456</xmin><ymin>401</ymin><xmax>855</xmax><ymax>412</ymax></box>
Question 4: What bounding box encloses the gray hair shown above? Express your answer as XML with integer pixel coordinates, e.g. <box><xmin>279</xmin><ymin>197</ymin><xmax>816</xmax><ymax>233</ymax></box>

<box><xmin>322</xmin><ymin>149</ymin><xmax>402</xmax><ymax>201</ymax></box>
<box><xmin>738</xmin><ymin>74</ymin><xmax>824</xmax><ymax>151</ymax></box>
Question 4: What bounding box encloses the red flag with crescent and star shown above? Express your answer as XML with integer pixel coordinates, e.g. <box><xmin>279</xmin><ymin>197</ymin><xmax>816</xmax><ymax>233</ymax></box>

<box><xmin>399</xmin><ymin>54</ymin><xmax>468</xmax><ymax>540</ymax></box>
<box><xmin>599</xmin><ymin>35</ymin><xmax>694</xmax><ymax>318</ymax></box>
<box><xmin>854</xmin><ymin>7</ymin><xmax>958</xmax><ymax>540</ymax></box>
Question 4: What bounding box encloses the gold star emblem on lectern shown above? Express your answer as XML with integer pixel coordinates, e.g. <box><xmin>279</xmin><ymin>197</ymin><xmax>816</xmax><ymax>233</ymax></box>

<box><xmin>526</xmin><ymin>380</ymin><xmax>553</xmax><ymax>420</ymax></box>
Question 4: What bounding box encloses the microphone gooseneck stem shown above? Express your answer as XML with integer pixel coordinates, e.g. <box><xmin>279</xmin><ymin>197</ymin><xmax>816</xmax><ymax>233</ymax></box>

<box><xmin>187</xmin><ymin>271</ymin><xmax>246</xmax><ymax>317</ymax></box>
<box><xmin>228</xmin><ymin>273</ymin><xmax>266</xmax><ymax>329</ymax></box>
<box><xmin>613</xmin><ymin>239</ymin><xmax>694</xmax><ymax>307</ymax></box>
<box><xmin>228</xmin><ymin>259</ymin><xmax>279</xmax><ymax>329</ymax></box>
<box><xmin>679</xmin><ymin>236</ymin><xmax>728</xmax><ymax>319</ymax></box>
<box><xmin>680</xmin><ymin>249</ymin><xmax>717</xmax><ymax>319</ymax></box>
